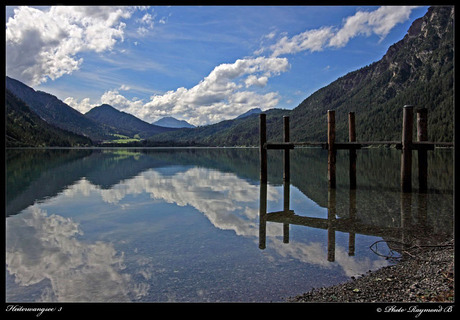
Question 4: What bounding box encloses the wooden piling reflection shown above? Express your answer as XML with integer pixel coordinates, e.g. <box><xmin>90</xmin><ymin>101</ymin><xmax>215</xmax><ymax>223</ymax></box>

<box><xmin>283</xmin><ymin>179</ymin><xmax>290</xmax><ymax>244</ymax></box>
<box><xmin>259</xmin><ymin>182</ymin><xmax>267</xmax><ymax>250</ymax></box>
<box><xmin>258</xmin><ymin>179</ymin><xmax>437</xmax><ymax>261</ymax></box>
<box><xmin>327</xmin><ymin>188</ymin><xmax>336</xmax><ymax>262</ymax></box>
<box><xmin>400</xmin><ymin>192</ymin><xmax>412</xmax><ymax>252</ymax></box>
<box><xmin>401</xmin><ymin>105</ymin><xmax>414</xmax><ymax>192</ymax></box>
<box><xmin>348</xmin><ymin>189</ymin><xmax>356</xmax><ymax>256</ymax></box>
<box><xmin>417</xmin><ymin>108</ymin><xmax>428</xmax><ymax>192</ymax></box>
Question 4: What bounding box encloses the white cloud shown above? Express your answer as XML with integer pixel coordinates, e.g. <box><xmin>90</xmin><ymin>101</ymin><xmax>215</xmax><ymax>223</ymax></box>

<box><xmin>245</xmin><ymin>75</ymin><xmax>268</xmax><ymax>88</ymax></box>
<box><xmin>119</xmin><ymin>84</ymin><xmax>131</xmax><ymax>91</ymax></box>
<box><xmin>139</xmin><ymin>13</ymin><xmax>154</xmax><ymax>27</ymax></box>
<box><xmin>270</xmin><ymin>27</ymin><xmax>334</xmax><ymax>57</ymax></box>
<box><xmin>64</xmin><ymin>97</ymin><xmax>96</xmax><ymax>114</ymax></box>
<box><xmin>6</xmin><ymin>6</ymin><xmax>135</xmax><ymax>86</ymax></box>
<box><xmin>268</xmin><ymin>6</ymin><xmax>419</xmax><ymax>56</ymax></box>
<box><xmin>101</xmin><ymin>89</ymin><xmax>145</xmax><ymax>111</ymax></box>
<box><xmin>135</xmin><ymin>11</ymin><xmax>156</xmax><ymax>36</ymax></box>
<box><xmin>265</xmin><ymin>31</ymin><xmax>276</xmax><ymax>40</ymax></box>
<box><xmin>329</xmin><ymin>6</ymin><xmax>418</xmax><ymax>48</ymax></box>
<box><xmin>66</xmin><ymin>56</ymin><xmax>289</xmax><ymax>125</ymax></box>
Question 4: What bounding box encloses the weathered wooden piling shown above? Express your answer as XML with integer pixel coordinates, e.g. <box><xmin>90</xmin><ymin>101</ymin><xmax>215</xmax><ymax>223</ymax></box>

<box><xmin>327</xmin><ymin>110</ymin><xmax>336</xmax><ymax>189</ymax></box>
<box><xmin>282</xmin><ymin>116</ymin><xmax>291</xmax><ymax>243</ymax></box>
<box><xmin>283</xmin><ymin>116</ymin><xmax>290</xmax><ymax>182</ymax></box>
<box><xmin>260</xmin><ymin>113</ymin><xmax>267</xmax><ymax>184</ymax></box>
<box><xmin>259</xmin><ymin>105</ymin><xmax>450</xmax><ymax>193</ymax></box>
<box><xmin>417</xmin><ymin>108</ymin><xmax>428</xmax><ymax>192</ymax></box>
<box><xmin>401</xmin><ymin>105</ymin><xmax>414</xmax><ymax>192</ymax></box>
<box><xmin>348</xmin><ymin>112</ymin><xmax>357</xmax><ymax>189</ymax></box>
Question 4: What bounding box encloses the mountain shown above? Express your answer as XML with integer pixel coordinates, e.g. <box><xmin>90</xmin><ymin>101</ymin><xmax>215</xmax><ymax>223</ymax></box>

<box><xmin>152</xmin><ymin>116</ymin><xmax>196</xmax><ymax>128</ymax></box>
<box><xmin>6</xmin><ymin>89</ymin><xmax>93</xmax><ymax>147</ymax></box>
<box><xmin>235</xmin><ymin>108</ymin><xmax>262</xmax><ymax>120</ymax></box>
<box><xmin>289</xmin><ymin>6</ymin><xmax>453</xmax><ymax>143</ymax></box>
<box><xmin>147</xmin><ymin>6</ymin><xmax>453</xmax><ymax>146</ymax></box>
<box><xmin>6</xmin><ymin>76</ymin><xmax>112</xmax><ymax>142</ymax></box>
<box><xmin>143</xmin><ymin>108</ymin><xmax>287</xmax><ymax>146</ymax></box>
<box><xmin>85</xmin><ymin>104</ymin><xmax>176</xmax><ymax>138</ymax></box>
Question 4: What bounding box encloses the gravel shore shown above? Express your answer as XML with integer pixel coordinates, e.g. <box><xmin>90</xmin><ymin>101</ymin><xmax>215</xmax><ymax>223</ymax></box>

<box><xmin>288</xmin><ymin>239</ymin><xmax>454</xmax><ymax>303</ymax></box>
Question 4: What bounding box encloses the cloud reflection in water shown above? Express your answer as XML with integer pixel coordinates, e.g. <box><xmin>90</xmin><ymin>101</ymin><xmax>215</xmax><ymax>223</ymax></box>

<box><xmin>6</xmin><ymin>207</ymin><xmax>139</xmax><ymax>302</ymax></box>
<box><xmin>7</xmin><ymin>165</ymin><xmax>391</xmax><ymax>302</ymax></box>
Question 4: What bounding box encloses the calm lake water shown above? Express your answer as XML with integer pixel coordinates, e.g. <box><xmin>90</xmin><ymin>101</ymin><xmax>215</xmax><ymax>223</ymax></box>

<box><xmin>5</xmin><ymin>147</ymin><xmax>453</xmax><ymax>302</ymax></box>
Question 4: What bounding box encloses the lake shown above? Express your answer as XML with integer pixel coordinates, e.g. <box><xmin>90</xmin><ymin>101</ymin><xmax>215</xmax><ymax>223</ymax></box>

<box><xmin>5</xmin><ymin>147</ymin><xmax>453</xmax><ymax>302</ymax></box>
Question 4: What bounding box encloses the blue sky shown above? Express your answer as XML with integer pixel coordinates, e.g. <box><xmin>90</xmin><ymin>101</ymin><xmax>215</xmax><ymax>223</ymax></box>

<box><xmin>6</xmin><ymin>5</ymin><xmax>429</xmax><ymax>126</ymax></box>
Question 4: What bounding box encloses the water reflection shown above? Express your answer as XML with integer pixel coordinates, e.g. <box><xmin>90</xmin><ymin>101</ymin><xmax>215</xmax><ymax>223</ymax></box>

<box><xmin>5</xmin><ymin>148</ymin><xmax>453</xmax><ymax>302</ymax></box>
<box><xmin>259</xmin><ymin>182</ymin><xmax>452</xmax><ymax>264</ymax></box>
<box><xmin>6</xmin><ymin>206</ymin><xmax>134</xmax><ymax>302</ymax></box>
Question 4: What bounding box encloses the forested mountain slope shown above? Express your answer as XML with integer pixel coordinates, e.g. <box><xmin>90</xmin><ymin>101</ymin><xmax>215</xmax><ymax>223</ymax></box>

<box><xmin>149</xmin><ymin>6</ymin><xmax>453</xmax><ymax>146</ymax></box>
<box><xmin>289</xmin><ymin>6</ymin><xmax>454</xmax><ymax>143</ymax></box>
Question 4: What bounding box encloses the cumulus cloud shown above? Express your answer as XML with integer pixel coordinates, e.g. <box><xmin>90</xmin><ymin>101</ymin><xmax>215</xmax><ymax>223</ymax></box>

<box><xmin>329</xmin><ymin>6</ymin><xmax>418</xmax><ymax>48</ymax></box>
<box><xmin>245</xmin><ymin>75</ymin><xmax>269</xmax><ymax>88</ymax></box>
<box><xmin>64</xmin><ymin>97</ymin><xmax>95</xmax><ymax>114</ymax></box>
<box><xmin>270</xmin><ymin>27</ymin><xmax>334</xmax><ymax>57</ymax></box>
<box><xmin>66</xmin><ymin>56</ymin><xmax>289</xmax><ymax>125</ymax></box>
<box><xmin>6</xmin><ymin>6</ymin><xmax>134</xmax><ymax>86</ymax></box>
<box><xmin>268</xmin><ymin>6</ymin><xmax>419</xmax><ymax>57</ymax></box>
<box><xmin>139</xmin><ymin>56</ymin><xmax>288</xmax><ymax>125</ymax></box>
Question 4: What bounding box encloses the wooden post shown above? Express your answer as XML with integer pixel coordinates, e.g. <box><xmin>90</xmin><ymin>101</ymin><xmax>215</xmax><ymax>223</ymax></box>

<box><xmin>327</xmin><ymin>110</ymin><xmax>336</xmax><ymax>189</ymax></box>
<box><xmin>348</xmin><ymin>112</ymin><xmax>357</xmax><ymax>189</ymax></box>
<box><xmin>401</xmin><ymin>105</ymin><xmax>414</xmax><ymax>192</ymax></box>
<box><xmin>260</xmin><ymin>114</ymin><xmax>267</xmax><ymax>184</ymax></box>
<box><xmin>417</xmin><ymin>108</ymin><xmax>428</xmax><ymax>192</ymax></box>
<box><xmin>283</xmin><ymin>116</ymin><xmax>290</xmax><ymax>182</ymax></box>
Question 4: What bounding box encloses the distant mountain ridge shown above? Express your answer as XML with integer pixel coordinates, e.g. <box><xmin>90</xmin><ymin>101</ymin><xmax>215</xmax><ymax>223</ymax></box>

<box><xmin>235</xmin><ymin>108</ymin><xmax>262</xmax><ymax>120</ymax></box>
<box><xmin>85</xmin><ymin>104</ymin><xmax>175</xmax><ymax>138</ymax></box>
<box><xmin>152</xmin><ymin>117</ymin><xmax>195</xmax><ymax>128</ymax></box>
<box><xmin>5</xmin><ymin>77</ymin><xmax>176</xmax><ymax>145</ymax></box>
<box><xmin>6</xmin><ymin>76</ymin><xmax>113</xmax><ymax>142</ymax></box>
<box><xmin>6</xmin><ymin>89</ymin><xmax>93</xmax><ymax>147</ymax></box>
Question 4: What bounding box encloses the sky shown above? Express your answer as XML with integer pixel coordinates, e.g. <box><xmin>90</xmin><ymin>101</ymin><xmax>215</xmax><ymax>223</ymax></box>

<box><xmin>5</xmin><ymin>5</ymin><xmax>429</xmax><ymax>126</ymax></box>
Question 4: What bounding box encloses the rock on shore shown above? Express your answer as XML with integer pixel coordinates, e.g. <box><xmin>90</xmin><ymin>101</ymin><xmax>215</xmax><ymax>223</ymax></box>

<box><xmin>289</xmin><ymin>240</ymin><xmax>453</xmax><ymax>303</ymax></box>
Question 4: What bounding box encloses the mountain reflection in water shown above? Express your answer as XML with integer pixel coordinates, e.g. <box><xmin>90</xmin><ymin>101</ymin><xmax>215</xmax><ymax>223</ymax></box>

<box><xmin>6</xmin><ymin>148</ymin><xmax>453</xmax><ymax>302</ymax></box>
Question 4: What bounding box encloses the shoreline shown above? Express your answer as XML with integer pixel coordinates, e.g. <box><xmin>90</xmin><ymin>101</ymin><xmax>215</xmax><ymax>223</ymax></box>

<box><xmin>288</xmin><ymin>239</ymin><xmax>454</xmax><ymax>303</ymax></box>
